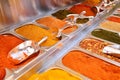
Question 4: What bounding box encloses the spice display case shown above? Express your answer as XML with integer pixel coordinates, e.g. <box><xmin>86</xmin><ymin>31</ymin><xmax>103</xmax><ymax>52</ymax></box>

<box><xmin>56</xmin><ymin>48</ymin><xmax>120</xmax><ymax>80</ymax></box>
<box><xmin>0</xmin><ymin>0</ymin><xmax>120</xmax><ymax>80</ymax></box>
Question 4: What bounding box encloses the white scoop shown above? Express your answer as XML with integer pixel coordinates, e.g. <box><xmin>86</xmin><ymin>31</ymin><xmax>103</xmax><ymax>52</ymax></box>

<box><xmin>103</xmin><ymin>44</ymin><xmax>120</xmax><ymax>58</ymax></box>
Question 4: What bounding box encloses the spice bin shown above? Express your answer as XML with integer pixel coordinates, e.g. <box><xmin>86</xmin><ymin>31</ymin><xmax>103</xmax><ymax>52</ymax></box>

<box><xmin>0</xmin><ymin>0</ymin><xmax>120</xmax><ymax>80</ymax></box>
<box><xmin>27</xmin><ymin>66</ymin><xmax>90</xmax><ymax>80</ymax></box>
<box><xmin>79</xmin><ymin>7</ymin><xmax>120</xmax><ymax>66</ymax></box>
<box><xmin>57</xmin><ymin>48</ymin><xmax>120</xmax><ymax>80</ymax></box>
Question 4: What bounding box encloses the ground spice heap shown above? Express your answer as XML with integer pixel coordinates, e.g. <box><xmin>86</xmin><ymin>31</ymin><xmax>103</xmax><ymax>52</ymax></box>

<box><xmin>68</xmin><ymin>4</ymin><xmax>97</xmax><ymax>16</ymax></box>
<box><xmin>36</xmin><ymin>16</ymin><xmax>67</xmax><ymax>29</ymax></box>
<box><xmin>0</xmin><ymin>34</ymin><xmax>24</xmax><ymax>69</ymax></box>
<box><xmin>80</xmin><ymin>38</ymin><xmax>120</xmax><ymax>62</ymax></box>
<box><xmin>107</xmin><ymin>16</ymin><xmax>120</xmax><ymax>23</ymax></box>
<box><xmin>91</xmin><ymin>28</ymin><xmax>120</xmax><ymax>44</ymax></box>
<box><xmin>0</xmin><ymin>34</ymin><xmax>39</xmax><ymax>69</ymax></box>
<box><xmin>28</xmin><ymin>69</ymin><xmax>81</xmax><ymax>80</ymax></box>
<box><xmin>83</xmin><ymin>0</ymin><xmax>102</xmax><ymax>6</ymax></box>
<box><xmin>62</xmin><ymin>50</ymin><xmax>120</xmax><ymax>80</ymax></box>
<box><xmin>15</xmin><ymin>24</ymin><xmax>59</xmax><ymax>47</ymax></box>
<box><xmin>36</xmin><ymin>16</ymin><xmax>79</xmax><ymax>35</ymax></box>
<box><xmin>100</xmin><ymin>21</ymin><xmax>120</xmax><ymax>32</ymax></box>
<box><xmin>62</xmin><ymin>25</ymin><xmax>78</xmax><ymax>34</ymax></box>
<box><xmin>0</xmin><ymin>66</ymin><xmax>6</xmax><ymax>80</ymax></box>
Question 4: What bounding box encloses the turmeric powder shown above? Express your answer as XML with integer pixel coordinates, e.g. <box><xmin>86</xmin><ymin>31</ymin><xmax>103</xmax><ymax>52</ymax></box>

<box><xmin>15</xmin><ymin>24</ymin><xmax>59</xmax><ymax>47</ymax></box>
<box><xmin>28</xmin><ymin>69</ymin><xmax>81</xmax><ymax>80</ymax></box>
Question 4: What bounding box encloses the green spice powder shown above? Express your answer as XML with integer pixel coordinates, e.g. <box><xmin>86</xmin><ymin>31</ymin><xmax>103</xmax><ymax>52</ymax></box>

<box><xmin>76</xmin><ymin>18</ymin><xmax>89</xmax><ymax>24</ymax></box>
<box><xmin>52</xmin><ymin>9</ymin><xmax>73</xmax><ymax>20</ymax></box>
<box><xmin>91</xmin><ymin>28</ymin><xmax>120</xmax><ymax>44</ymax></box>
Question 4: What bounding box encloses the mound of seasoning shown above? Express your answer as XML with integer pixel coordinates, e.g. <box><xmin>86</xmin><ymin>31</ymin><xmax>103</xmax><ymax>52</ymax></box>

<box><xmin>68</xmin><ymin>4</ymin><xmax>97</xmax><ymax>16</ymax></box>
<box><xmin>100</xmin><ymin>21</ymin><xmax>120</xmax><ymax>32</ymax></box>
<box><xmin>0</xmin><ymin>34</ymin><xmax>26</xmax><ymax>69</ymax></box>
<box><xmin>83</xmin><ymin>0</ymin><xmax>102</xmax><ymax>6</ymax></box>
<box><xmin>80</xmin><ymin>38</ymin><xmax>120</xmax><ymax>62</ymax></box>
<box><xmin>52</xmin><ymin>9</ymin><xmax>73</xmax><ymax>20</ymax></box>
<box><xmin>36</xmin><ymin>16</ymin><xmax>79</xmax><ymax>35</ymax></box>
<box><xmin>0</xmin><ymin>67</ymin><xmax>6</xmax><ymax>80</ymax></box>
<box><xmin>62</xmin><ymin>50</ymin><xmax>120</xmax><ymax>80</ymax></box>
<box><xmin>28</xmin><ymin>69</ymin><xmax>81</xmax><ymax>80</ymax></box>
<box><xmin>62</xmin><ymin>25</ymin><xmax>78</xmax><ymax>34</ymax></box>
<box><xmin>107</xmin><ymin>16</ymin><xmax>120</xmax><ymax>23</ymax></box>
<box><xmin>76</xmin><ymin>18</ymin><xmax>89</xmax><ymax>24</ymax></box>
<box><xmin>36</xmin><ymin>16</ymin><xmax>66</xmax><ymax>29</ymax></box>
<box><xmin>91</xmin><ymin>28</ymin><xmax>120</xmax><ymax>44</ymax></box>
<box><xmin>80</xmin><ymin>38</ymin><xmax>109</xmax><ymax>54</ymax></box>
<box><xmin>0</xmin><ymin>34</ymin><xmax>39</xmax><ymax>69</ymax></box>
<box><xmin>15</xmin><ymin>24</ymin><xmax>58</xmax><ymax>47</ymax></box>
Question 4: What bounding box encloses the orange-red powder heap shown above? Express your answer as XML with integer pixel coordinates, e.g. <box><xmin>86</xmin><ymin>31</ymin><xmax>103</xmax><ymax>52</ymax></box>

<box><xmin>0</xmin><ymin>66</ymin><xmax>6</xmax><ymax>80</ymax></box>
<box><xmin>0</xmin><ymin>34</ymin><xmax>23</xmax><ymax>69</ymax></box>
<box><xmin>68</xmin><ymin>4</ymin><xmax>97</xmax><ymax>16</ymax></box>
<box><xmin>62</xmin><ymin>50</ymin><xmax>120</xmax><ymax>80</ymax></box>
<box><xmin>62</xmin><ymin>25</ymin><xmax>78</xmax><ymax>34</ymax></box>
<box><xmin>0</xmin><ymin>34</ymin><xmax>38</xmax><ymax>69</ymax></box>
<box><xmin>36</xmin><ymin>16</ymin><xmax>67</xmax><ymax>29</ymax></box>
<box><xmin>107</xmin><ymin>16</ymin><xmax>120</xmax><ymax>23</ymax></box>
<box><xmin>83</xmin><ymin>0</ymin><xmax>102</xmax><ymax>6</ymax></box>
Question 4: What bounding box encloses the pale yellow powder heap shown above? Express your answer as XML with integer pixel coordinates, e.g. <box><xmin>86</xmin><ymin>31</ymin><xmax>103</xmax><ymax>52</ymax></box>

<box><xmin>100</xmin><ymin>21</ymin><xmax>120</xmax><ymax>32</ymax></box>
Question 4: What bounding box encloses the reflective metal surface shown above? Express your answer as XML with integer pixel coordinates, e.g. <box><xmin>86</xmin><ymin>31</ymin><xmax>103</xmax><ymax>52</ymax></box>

<box><xmin>0</xmin><ymin>0</ymin><xmax>83</xmax><ymax>30</ymax></box>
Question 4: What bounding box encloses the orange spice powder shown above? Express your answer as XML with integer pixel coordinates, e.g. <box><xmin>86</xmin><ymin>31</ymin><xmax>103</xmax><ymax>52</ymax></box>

<box><xmin>36</xmin><ymin>16</ymin><xmax>67</xmax><ymax>29</ymax></box>
<box><xmin>62</xmin><ymin>50</ymin><xmax>120</xmax><ymax>80</ymax></box>
<box><xmin>62</xmin><ymin>25</ymin><xmax>78</xmax><ymax>34</ymax></box>
<box><xmin>0</xmin><ymin>66</ymin><xmax>6</xmax><ymax>80</ymax></box>
<box><xmin>0</xmin><ymin>34</ymin><xmax>38</xmax><ymax>69</ymax></box>
<box><xmin>83</xmin><ymin>0</ymin><xmax>102</xmax><ymax>6</ymax></box>
<box><xmin>36</xmin><ymin>16</ymin><xmax>79</xmax><ymax>35</ymax></box>
<box><xmin>107</xmin><ymin>16</ymin><xmax>120</xmax><ymax>23</ymax></box>
<box><xmin>68</xmin><ymin>4</ymin><xmax>97</xmax><ymax>16</ymax></box>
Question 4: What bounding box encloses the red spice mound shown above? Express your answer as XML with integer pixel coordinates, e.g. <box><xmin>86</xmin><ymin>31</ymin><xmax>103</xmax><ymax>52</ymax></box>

<box><xmin>68</xmin><ymin>4</ymin><xmax>97</xmax><ymax>16</ymax></box>
<box><xmin>0</xmin><ymin>35</ymin><xmax>23</xmax><ymax>69</ymax></box>
<box><xmin>0</xmin><ymin>67</ymin><xmax>6</xmax><ymax>80</ymax></box>
<box><xmin>0</xmin><ymin>34</ymin><xmax>39</xmax><ymax>69</ymax></box>
<box><xmin>107</xmin><ymin>16</ymin><xmax>120</xmax><ymax>23</ymax></box>
<box><xmin>62</xmin><ymin>50</ymin><xmax>120</xmax><ymax>80</ymax></box>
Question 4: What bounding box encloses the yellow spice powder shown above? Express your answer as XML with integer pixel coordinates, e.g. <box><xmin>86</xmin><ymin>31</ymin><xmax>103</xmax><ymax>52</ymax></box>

<box><xmin>28</xmin><ymin>69</ymin><xmax>81</xmax><ymax>80</ymax></box>
<box><xmin>15</xmin><ymin>24</ymin><xmax>58</xmax><ymax>47</ymax></box>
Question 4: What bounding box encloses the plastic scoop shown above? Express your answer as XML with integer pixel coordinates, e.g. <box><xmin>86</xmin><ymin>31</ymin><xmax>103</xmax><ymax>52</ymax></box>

<box><xmin>103</xmin><ymin>44</ymin><xmax>120</xmax><ymax>58</ymax></box>
<box><xmin>7</xmin><ymin>36</ymin><xmax>48</xmax><ymax>64</ymax></box>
